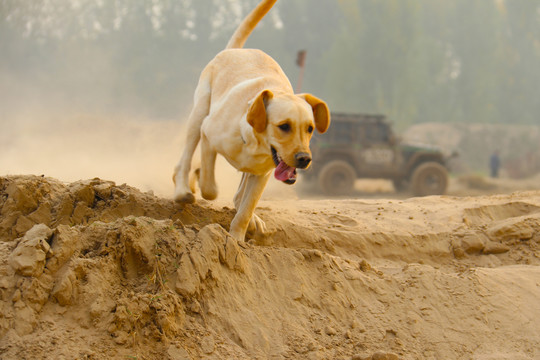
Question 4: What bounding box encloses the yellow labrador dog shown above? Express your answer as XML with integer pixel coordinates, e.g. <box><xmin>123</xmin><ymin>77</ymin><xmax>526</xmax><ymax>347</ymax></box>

<box><xmin>173</xmin><ymin>0</ymin><xmax>330</xmax><ymax>241</ymax></box>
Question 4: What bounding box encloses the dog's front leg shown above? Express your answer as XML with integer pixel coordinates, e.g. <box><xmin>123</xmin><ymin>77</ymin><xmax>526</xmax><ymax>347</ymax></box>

<box><xmin>230</xmin><ymin>172</ymin><xmax>270</xmax><ymax>241</ymax></box>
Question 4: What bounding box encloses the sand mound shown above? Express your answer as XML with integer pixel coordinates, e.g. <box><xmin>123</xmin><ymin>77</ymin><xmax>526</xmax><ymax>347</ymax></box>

<box><xmin>1</xmin><ymin>175</ymin><xmax>539</xmax><ymax>359</ymax></box>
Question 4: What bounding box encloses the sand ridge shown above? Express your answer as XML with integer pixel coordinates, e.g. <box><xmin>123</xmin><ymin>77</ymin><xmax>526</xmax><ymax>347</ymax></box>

<box><xmin>0</xmin><ymin>175</ymin><xmax>539</xmax><ymax>359</ymax></box>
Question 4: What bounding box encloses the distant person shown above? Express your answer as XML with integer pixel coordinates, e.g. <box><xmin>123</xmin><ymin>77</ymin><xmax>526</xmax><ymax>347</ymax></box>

<box><xmin>490</xmin><ymin>151</ymin><xmax>500</xmax><ymax>178</ymax></box>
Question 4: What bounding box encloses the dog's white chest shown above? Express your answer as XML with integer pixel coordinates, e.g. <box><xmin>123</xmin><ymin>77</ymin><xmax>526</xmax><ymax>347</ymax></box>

<box><xmin>218</xmin><ymin>139</ymin><xmax>274</xmax><ymax>175</ymax></box>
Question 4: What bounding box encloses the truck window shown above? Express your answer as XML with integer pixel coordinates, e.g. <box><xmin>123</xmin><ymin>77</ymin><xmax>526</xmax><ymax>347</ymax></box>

<box><xmin>333</xmin><ymin>122</ymin><xmax>354</xmax><ymax>143</ymax></box>
<box><xmin>365</xmin><ymin>123</ymin><xmax>388</xmax><ymax>143</ymax></box>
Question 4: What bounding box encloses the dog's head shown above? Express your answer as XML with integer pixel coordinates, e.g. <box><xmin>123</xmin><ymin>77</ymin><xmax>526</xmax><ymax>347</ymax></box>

<box><xmin>247</xmin><ymin>89</ymin><xmax>330</xmax><ymax>184</ymax></box>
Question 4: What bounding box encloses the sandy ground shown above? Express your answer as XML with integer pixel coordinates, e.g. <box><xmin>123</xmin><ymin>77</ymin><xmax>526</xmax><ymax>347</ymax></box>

<box><xmin>1</xmin><ymin>174</ymin><xmax>539</xmax><ymax>360</ymax></box>
<box><xmin>1</xmin><ymin>116</ymin><xmax>540</xmax><ymax>359</ymax></box>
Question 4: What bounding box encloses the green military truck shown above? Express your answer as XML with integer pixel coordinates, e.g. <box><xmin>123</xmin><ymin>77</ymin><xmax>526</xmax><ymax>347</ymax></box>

<box><xmin>303</xmin><ymin>113</ymin><xmax>452</xmax><ymax>196</ymax></box>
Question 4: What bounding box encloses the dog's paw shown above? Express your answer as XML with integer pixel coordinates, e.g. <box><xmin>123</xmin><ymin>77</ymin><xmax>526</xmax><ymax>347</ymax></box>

<box><xmin>174</xmin><ymin>192</ymin><xmax>196</xmax><ymax>204</ymax></box>
<box><xmin>246</xmin><ymin>214</ymin><xmax>274</xmax><ymax>245</ymax></box>
<box><xmin>201</xmin><ymin>186</ymin><xmax>218</xmax><ymax>201</ymax></box>
<box><xmin>247</xmin><ymin>214</ymin><xmax>266</xmax><ymax>233</ymax></box>
<box><xmin>247</xmin><ymin>228</ymin><xmax>275</xmax><ymax>246</ymax></box>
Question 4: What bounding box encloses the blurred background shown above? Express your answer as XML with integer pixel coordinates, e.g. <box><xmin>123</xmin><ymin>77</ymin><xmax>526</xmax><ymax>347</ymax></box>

<box><xmin>1</xmin><ymin>0</ymin><xmax>539</xmax><ymax>197</ymax></box>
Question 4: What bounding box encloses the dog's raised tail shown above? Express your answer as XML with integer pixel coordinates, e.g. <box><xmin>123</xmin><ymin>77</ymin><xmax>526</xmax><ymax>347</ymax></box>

<box><xmin>226</xmin><ymin>0</ymin><xmax>278</xmax><ymax>49</ymax></box>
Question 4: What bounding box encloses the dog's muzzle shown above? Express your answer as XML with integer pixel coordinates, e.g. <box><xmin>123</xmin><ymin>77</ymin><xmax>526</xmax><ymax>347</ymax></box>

<box><xmin>294</xmin><ymin>152</ymin><xmax>311</xmax><ymax>169</ymax></box>
<box><xmin>272</xmin><ymin>146</ymin><xmax>297</xmax><ymax>184</ymax></box>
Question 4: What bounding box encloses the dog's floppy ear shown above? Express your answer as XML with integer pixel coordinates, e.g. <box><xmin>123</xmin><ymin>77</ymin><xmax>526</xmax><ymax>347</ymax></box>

<box><xmin>247</xmin><ymin>90</ymin><xmax>274</xmax><ymax>133</ymax></box>
<box><xmin>298</xmin><ymin>93</ymin><xmax>331</xmax><ymax>134</ymax></box>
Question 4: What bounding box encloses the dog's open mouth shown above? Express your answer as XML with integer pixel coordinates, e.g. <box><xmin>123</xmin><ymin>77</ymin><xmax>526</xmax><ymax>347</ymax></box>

<box><xmin>271</xmin><ymin>147</ymin><xmax>297</xmax><ymax>184</ymax></box>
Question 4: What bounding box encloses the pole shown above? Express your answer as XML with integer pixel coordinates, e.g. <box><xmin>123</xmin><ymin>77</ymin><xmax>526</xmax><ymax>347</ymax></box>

<box><xmin>295</xmin><ymin>50</ymin><xmax>306</xmax><ymax>93</ymax></box>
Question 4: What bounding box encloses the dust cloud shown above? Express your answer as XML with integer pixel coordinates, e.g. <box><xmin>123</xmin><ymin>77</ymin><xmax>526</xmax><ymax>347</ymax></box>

<box><xmin>0</xmin><ymin>111</ymin><xmax>297</xmax><ymax>201</ymax></box>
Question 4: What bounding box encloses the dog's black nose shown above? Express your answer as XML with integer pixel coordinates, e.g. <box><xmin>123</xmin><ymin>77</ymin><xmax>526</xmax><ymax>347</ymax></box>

<box><xmin>295</xmin><ymin>152</ymin><xmax>311</xmax><ymax>169</ymax></box>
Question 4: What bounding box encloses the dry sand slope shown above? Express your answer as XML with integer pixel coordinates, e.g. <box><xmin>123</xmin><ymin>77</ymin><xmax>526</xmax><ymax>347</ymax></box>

<box><xmin>1</xmin><ymin>175</ymin><xmax>539</xmax><ymax>360</ymax></box>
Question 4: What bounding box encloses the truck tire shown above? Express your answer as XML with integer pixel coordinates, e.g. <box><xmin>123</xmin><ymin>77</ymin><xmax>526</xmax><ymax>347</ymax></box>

<box><xmin>392</xmin><ymin>178</ymin><xmax>408</xmax><ymax>192</ymax></box>
<box><xmin>318</xmin><ymin>160</ymin><xmax>356</xmax><ymax>195</ymax></box>
<box><xmin>410</xmin><ymin>161</ymin><xmax>448</xmax><ymax>196</ymax></box>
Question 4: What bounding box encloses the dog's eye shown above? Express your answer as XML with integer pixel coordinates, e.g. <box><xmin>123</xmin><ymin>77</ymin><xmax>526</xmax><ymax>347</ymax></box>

<box><xmin>278</xmin><ymin>123</ymin><xmax>291</xmax><ymax>132</ymax></box>
<box><xmin>307</xmin><ymin>125</ymin><xmax>314</xmax><ymax>133</ymax></box>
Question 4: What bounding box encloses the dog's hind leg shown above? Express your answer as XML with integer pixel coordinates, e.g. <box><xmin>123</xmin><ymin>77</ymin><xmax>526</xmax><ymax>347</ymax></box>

<box><xmin>173</xmin><ymin>77</ymin><xmax>211</xmax><ymax>204</ymax></box>
<box><xmin>199</xmin><ymin>132</ymin><xmax>218</xmax><ymax>200</ymax></box>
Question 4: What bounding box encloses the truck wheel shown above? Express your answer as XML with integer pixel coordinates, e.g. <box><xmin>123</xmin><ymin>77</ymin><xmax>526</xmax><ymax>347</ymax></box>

<box><xmin>392</xmin><ymin>178</ymin><xmax>408</xmax><ymax>192</ymax></box>
<box><xmin>410</xmin><ymin>162</ymin><xmax>448</xmax><ymax>196</ymax></box>
<box><xmin>318</xmin><ymin>160</ymin><xmax>356</xmax><ymax>195</ymax></box>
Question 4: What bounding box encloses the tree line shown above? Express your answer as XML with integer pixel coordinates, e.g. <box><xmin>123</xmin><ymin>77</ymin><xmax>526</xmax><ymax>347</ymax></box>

<box><xmin>1</xmin><ymin>0</ymin><xmax>539</xmax><ymax>128</ymax></box>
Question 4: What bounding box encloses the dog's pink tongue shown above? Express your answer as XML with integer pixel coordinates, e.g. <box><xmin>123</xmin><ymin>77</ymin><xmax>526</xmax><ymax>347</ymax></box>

<box><xmin>274</xmin><ymin>161</ymin><xmax>296</xmax><ymax>181</ymax></box>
